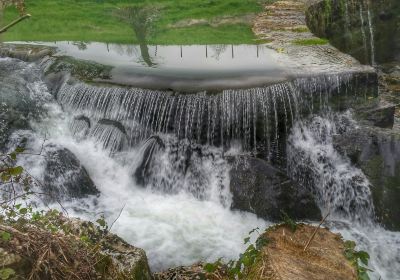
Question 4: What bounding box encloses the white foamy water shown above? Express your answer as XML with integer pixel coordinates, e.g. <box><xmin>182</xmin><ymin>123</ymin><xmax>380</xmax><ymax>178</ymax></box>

<box><xmin>16</xmin><ymin>100</ymin><xmax>268</xmax><ymax>271</ymax></box>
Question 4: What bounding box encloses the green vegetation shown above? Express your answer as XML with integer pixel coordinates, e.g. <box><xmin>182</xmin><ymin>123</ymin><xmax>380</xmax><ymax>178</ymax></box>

<box><xmin>292</xmin><ymin>38</ymin><xmax>329</xmax><ymax>46</ymax></box>
<box><xmin>0</xmin><ymin>148</ymin><xmax>144</xmax><ymax>280</ymax></box>
<box><xmin>344</xmin><ymin>240</ymin><xmax>372</xmax><ymax>280</ymax></box>
<box><xmin>204</xmin><ymin>227</ymin><xmax>269</xmax><ymax>279</ymax></box>
<box><xmin>280</xmin><ymin>210</ymin><xmax>298</xmax><ymax>232</ymax></box>
<box><xmin>292</xmin><ymin>26</ymin><xmax>309</xmax><ymax>33</ymax></box>
<box><xmin>1</xmin><ymin>0</ymin><xmax>265</xmax><ymax>44</ymax></box>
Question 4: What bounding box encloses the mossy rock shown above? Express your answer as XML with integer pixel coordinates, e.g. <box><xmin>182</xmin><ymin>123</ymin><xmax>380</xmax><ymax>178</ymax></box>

<box><xmin>46</xmin><ymin>56</ymin><xmax>112</xmax><ymax>82</ymax></box>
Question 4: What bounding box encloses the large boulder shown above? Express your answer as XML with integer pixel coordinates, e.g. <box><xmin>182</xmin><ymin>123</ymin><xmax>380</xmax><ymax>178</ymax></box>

<box><xmin>134</xmin><ymin>135</ymin><xmax>165</xmax><ymax>186</ymax></box>
<box><xmin>43</xmin><ymin>146</ymin><xmax>99</xmax><ymax>202</ymax></box>
<box><xmin>228</xmin><ymin>155</ymin><xmax>321</xmax><ymax>222</ymax></box>
<box><xmin>333</xmin><ymin>126</ymin><xmax>400</xmax><ymax>230</ymax></box>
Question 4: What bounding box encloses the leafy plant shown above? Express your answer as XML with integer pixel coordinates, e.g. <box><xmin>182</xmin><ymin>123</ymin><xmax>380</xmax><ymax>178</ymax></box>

<box><xmin>281</xmin><ymin>210</ymin><xmax>297</xmax><ymax>233</ymax></box>
<box><xmin>204</xmin><ymin>227</ymin><xmax>269</xmax><ymax>279</ymax></box>
<box><xmin>0</xmin><ymin>149</ymin><xmax>119</xmax><ymax>279</ymax></box>
<box><xmin>344</xmin><ymin>240</ymin><xmax>372</xmax><ymax>280</ymax></box>
<box><xmin>0</xmin><ymin>268</ymin><xmax>15</xmax><ymax>280</ymax></box>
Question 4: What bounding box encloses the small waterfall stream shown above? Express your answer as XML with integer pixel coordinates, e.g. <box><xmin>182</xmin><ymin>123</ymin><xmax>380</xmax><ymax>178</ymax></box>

<box><xmin>287</xmin><ymin>112</ymin><xmax>375</xmax><ymax>224</ymax></box>
<box><xmin>359</xmin><ymin>4</ymin><xmax>369</xmax><ymax>63</ymax></box>
<box><xmin>366</xmin><ymin>0</ymin><xmax>376</xmax><ymax>66</ymax></box>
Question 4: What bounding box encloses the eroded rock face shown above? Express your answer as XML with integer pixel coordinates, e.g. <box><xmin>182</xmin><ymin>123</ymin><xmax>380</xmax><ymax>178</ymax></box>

<box><xmin>43</xmin><ymin>146</ymin><xmax>99</xmax><ymax>202</ymax></box>
<box><xmin>306</xmin><ymin>0</ymin><xmax>400</xmax><ymax>65</ymax></box>
<box><xmin>333</xmin><ymin>126</ymin><xmax>400</xmax><ymax>230</ymax></box>
<box><xmin>228</xmin><ymin>155</ymin><xmax>321</xmax><ymax>222</ymax></box>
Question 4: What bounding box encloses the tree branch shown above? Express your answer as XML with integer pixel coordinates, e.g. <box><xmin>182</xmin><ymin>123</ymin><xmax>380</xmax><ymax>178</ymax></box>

<box><xmin>0</xmin><ymin>14</ymin><xmax>31</xmax><ymax>34</ymax></box>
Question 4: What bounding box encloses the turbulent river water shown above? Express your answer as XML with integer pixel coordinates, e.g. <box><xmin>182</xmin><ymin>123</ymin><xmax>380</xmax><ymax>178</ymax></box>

<box><xmin>1</xmin><ymin>57</ymin><xmax>400</xmax><ymax>279</ymax></box>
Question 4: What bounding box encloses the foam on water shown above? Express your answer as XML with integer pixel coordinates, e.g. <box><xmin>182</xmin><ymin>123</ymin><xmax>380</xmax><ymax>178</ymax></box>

<box><xmin>17</xmin><ymin>101</ymin><xmax>268</xmax><ymax>271</ymax></box>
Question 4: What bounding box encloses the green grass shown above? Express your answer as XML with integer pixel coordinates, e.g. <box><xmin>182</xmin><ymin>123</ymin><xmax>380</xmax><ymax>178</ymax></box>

<box><xmin>292</xmin><ymin>38</ymin><xmax>329</xmax><ymax>46</ymax></box>
<box><xmin>1</xmin><ymin>0</ymin><xmax>265</xmax><ymax>44</ymax></box>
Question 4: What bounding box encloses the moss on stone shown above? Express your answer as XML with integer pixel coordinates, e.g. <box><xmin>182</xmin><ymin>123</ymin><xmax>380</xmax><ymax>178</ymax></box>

<box><xmin>46</xmin><ymin>56</ymin><xmax>113</xmax><ymax>82</ymax></box>
<box><xmin>292</xmin><ymin>38</ymin><xmax>329</xmax><ymax>46</ymax></box>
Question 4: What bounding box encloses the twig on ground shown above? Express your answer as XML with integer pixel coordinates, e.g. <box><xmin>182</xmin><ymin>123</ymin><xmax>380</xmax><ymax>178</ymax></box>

<box><xmin>304</xmin><ymin>211</ymin><xmax>330</xmax><ymax>252</ymax></box>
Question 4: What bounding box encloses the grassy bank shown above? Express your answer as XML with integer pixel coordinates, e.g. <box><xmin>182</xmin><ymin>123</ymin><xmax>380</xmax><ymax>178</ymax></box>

<box><xmin>1</xmin><ymin>0</ymin><xmax>265</xmax><ymax>44</ymax></box>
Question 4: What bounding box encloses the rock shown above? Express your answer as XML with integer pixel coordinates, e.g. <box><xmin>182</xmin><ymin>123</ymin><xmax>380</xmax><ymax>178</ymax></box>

<box><xmin>333</xmin><ymin>126</ymin><xmax>400</xmax><ymax>230</ymax></box>
<box><xmin>134</xmin><ymin>135</ymin><xmax>165</xmax><ymax>186</ymax></box>
<box><xmin>228</xmin><ymin>155</ymin><xmax>321</xmax><ymax>222</ymax></box>
<box><xmin>245</xmin><ymin>224</ymin><xmax>357</xmax><ymax>280</ymax></box>
<box><xmin>357</xmin><ymin>105</ymin><xmax>395</xmax><ymax>129</ymax></box>
<box><xmin>0</xmin><ymin>43</ymin><xmax>55</xmax><ymax>62</ymax></box>
<box><xmin>70</xmin><ymin>115</ymin><xmax>91</xmax><ymax>139</ymax></box>
<box><xmin>46</xmin><ymin>56</ymin><xmax>112</xmax><ymax>82</ymax></box>
<box><xmin>80</xmin><ymin>219</ymin><xmax>151</xmax><ymax>280</ymax></box>
<box><xmin>90</xmin><ymin>119</ymin><xmax>128</xmax><ymax>153</ymax></box>
<box><xmin>153</xmin><ymin>263</ymin><xmax>206</xmax><ymax>280</ymax></box>
<box><xmin>43</xmin><ymin>146</ymin><xmax>99</xmax><ymax>202</ymax></box>
<box><xmin>306</xmin><ymin>0</ymin><xmax>400</xmax><ymax>66</ymax></box>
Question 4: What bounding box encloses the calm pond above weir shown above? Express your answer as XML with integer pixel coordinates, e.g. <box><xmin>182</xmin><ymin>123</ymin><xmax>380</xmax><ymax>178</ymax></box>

<box><xmin>6</xmin><ymin>42</ymin><xmax>291</xmax><ymax>91</ymax></box>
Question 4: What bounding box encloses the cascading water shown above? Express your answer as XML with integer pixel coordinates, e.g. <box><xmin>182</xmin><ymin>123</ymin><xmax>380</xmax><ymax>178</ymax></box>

<box><xmin>359</xmin><ymin>4</ymin><xmax>369</xmax><ymax>63</ymax></box>
<box><xmin>1</xmin><ymin>58</ymin><xmax>269</xmax><ymax>271</ymax></box>
<box><xmin>1</xmin><ymin>56</ymin><xmax>399</xmax><ymax>278</ymax></box>
<box><xmin>287</xmin><ymin>112</ymin><xmax>375</xmax><ymax>223</ymax></box>
<box><xmin>366</xmin><ymin>0</ymin><xmax>376</xmax><ymax>66</ymax></box>
<box><xmin>57</xmin><ymin>73</ymin><xmax>362</xmax><ymax>166</ymax></box>
<box><xmin>287</xmin><ymin>112</ymin><xmax>400</xmax><ymax>279</ymax></box>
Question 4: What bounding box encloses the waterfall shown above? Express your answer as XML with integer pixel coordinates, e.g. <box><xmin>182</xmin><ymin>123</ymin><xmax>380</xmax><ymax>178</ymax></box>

<box><xmin>131</xmin><ymin>136</ymin><xmax>232</xmax><ymax>205</ymax></box>
<box><xmin>2</xmin><ymin>57</ymin><xmax>400</xmax><ymax>278</ymax></box>
<box><xmin>89</xmin><ymin>119</ymin><xmax>128</xmax><ymax>153</ymax></box>
<box><xmin>359</xmin><ymin>4</ymin><xmax>369</xmax><ymax>63</ymax></box>
<box><xmin>366</xmin><ymin>0</ymin><xmax>376</xmax><ymax>65</ymax></box>
<box><xmin>287</xmin><ymin>112</ymin><xmax>375</xmax><ymax>224</ymax></box>
<box><xmin>58</xmin><ymin>73</ymin><xmax>359</xmax><ymax>164</ymax></box>
<box><xmin>70</xmin><ymin>115</ymin><xmax>90</xmax><ymax>139</ymax></box>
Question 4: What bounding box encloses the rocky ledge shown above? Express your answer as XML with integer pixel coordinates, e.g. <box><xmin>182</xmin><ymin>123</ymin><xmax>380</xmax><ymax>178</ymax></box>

<box><xmin>253</xmin><ymin>0</ymin><xmax>375</xmax><ymax>76</ymax></box>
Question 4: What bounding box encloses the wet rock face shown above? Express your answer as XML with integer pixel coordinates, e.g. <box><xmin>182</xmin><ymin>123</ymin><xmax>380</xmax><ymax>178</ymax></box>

<box><xmin>134</xmin><ymin>136</ymin><xmax>165</xmax><ymax>186</ymax></box>
<box><xmin>333</xmin><ymin>126</ymin><xmax>400</xmax><ymax>230</ymax></box>
<box><xmin>228</xmin><ymin>155</ymin><xmax>322</xmax><ymax>222</ymax></box>
<box><xmin>43</xmin><ymin>146</ymin><xmax>99</xmax><ymax>202</ymax></box>
<box><xmin>0</xmin><ymin>58</ymin><xmax>49</xmax><ymax>151</ymax></box>
<box><xmin>306</xmin><ymin>0</ymin><xmax>400</xmax><ymax>65</ymax></box>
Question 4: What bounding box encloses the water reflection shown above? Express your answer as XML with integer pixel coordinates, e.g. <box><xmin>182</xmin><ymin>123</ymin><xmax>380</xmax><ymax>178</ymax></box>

<box><xmin>115</xmin><ymin>6</ymin><xmax>159</xmax><ymax>67</ymax></box>
<box><xmin>20</xmin><ymin>41</ymin><xmax>283</xmax><ymax>73</ymax></box>
<box><xmin>12</xmin><ymin>41</ymin><xmax>287</xmax><ymax>91</ymax></box>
